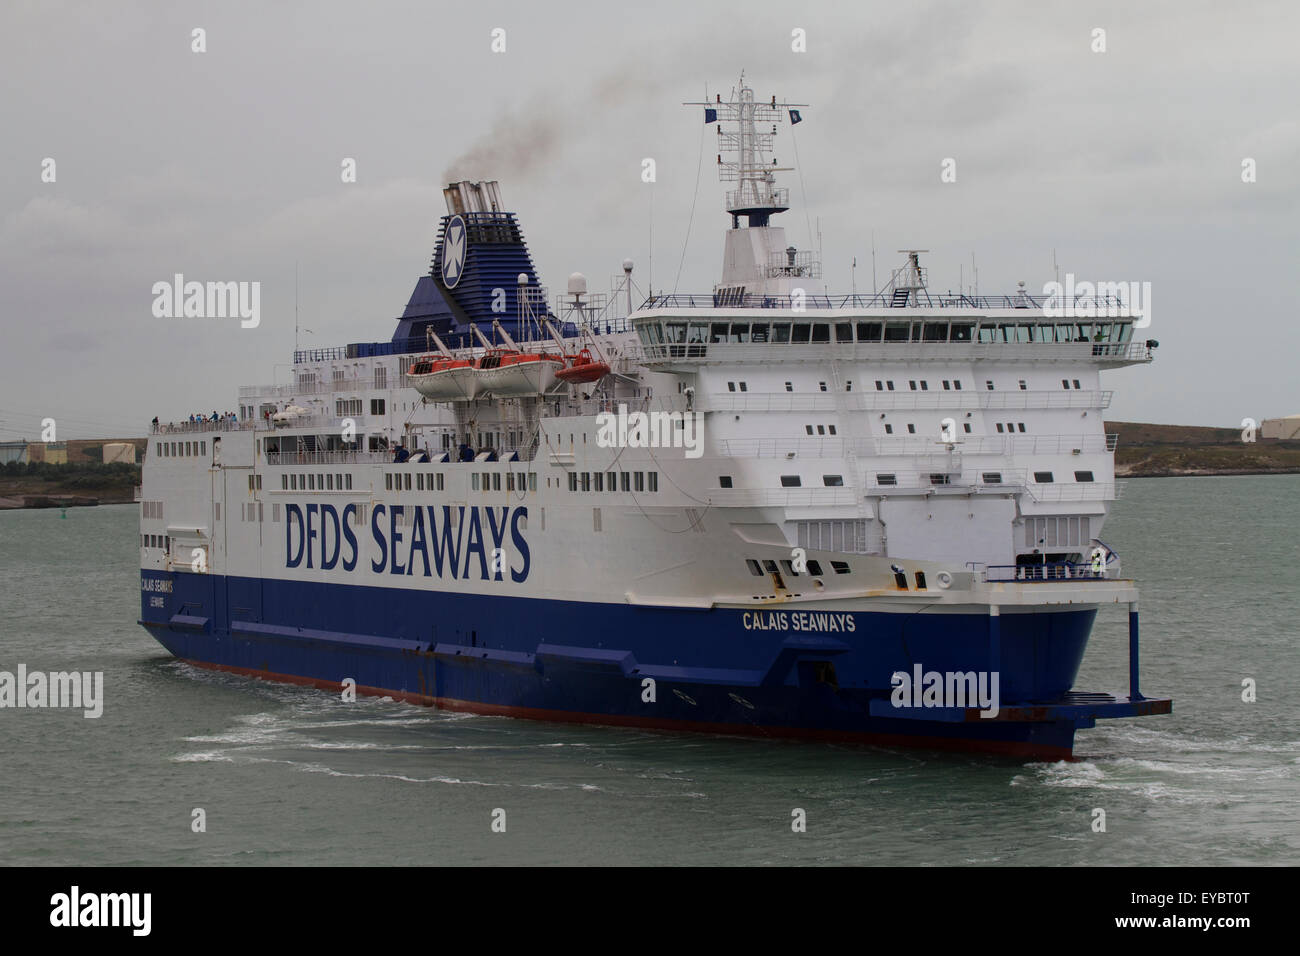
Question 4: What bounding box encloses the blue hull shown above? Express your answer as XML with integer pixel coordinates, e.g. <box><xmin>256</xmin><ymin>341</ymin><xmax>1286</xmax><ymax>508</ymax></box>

<box><xmin>139</xmin><ymin>569</ymin><xmax>1162</xmax><ymax>759</ymax></box>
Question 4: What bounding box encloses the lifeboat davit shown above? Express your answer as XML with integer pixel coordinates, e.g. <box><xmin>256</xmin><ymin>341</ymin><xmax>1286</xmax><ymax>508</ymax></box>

<box><xmin>555</xmin><ymin>347</ymin><xmax>611</xmax><ymax>385</ymax></box>
<box><xmin>476</xmin><ymin>349</ymin><xmax>565</xmax><ymax>396</ymax></box>
<box><xmin>408</xmin><ymin>355</ymin><xmax>479</xmax><ymax>401</ymax></box>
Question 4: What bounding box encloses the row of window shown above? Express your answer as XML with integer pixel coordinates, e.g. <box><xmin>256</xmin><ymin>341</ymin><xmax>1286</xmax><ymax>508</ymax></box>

<box><xmin>156</xmin><ymin>440</ymin><xmax>206</xmax><ymax>458</ymax></box>
<box><xmin>567</xmin><ymin>471</ymin><xmax>659</xmax><ymax>493</ymax></box>
<box><xmin>141</xmin><ymin>500</ymin><xmax>164</xmax><ymax>520</ymax></box>
<box><xmin>299</xmin><ymin>366</ymin><xmax>388</xmax><ymax>390</ymax></box>
<box><xmin>282</xmin><ymin>473</ymin><xmax>356</xmax><ymax>491</ymax></box>
<box><xmin>644</xmin><ymin>319</ymin><xmax>1135</xmax><ymax>348</ymax></box>
<box><xmin>744</xmin><ymin>556</ymin><xmax>851</xmax><ymax>578</ymax></box>
<box><xmin>803</xmin><ymin>424</ymin><xmax>839</xmax><ymax>435</ymax></box>
<box><xmin>870</xmin><ymin>470</ymin><xmax>1094</xmax><ymax>486</ymax></box>
<box><xmin>764</xmin><ymin>475</ymin><xmax>845</xmax><ymax>488</ymax></box>
<box><xmin>386</xmin><ymin>471</ymin><xmax>449</xmax><ymax>492</ymax></box>
<box><xmin>470</xmin><ymin>472</ymin><xmax>539</xmax><ymax>492</ymax></box>
<box><xmin>743</xmin><ymin>377</ymin><xmax>1089</xmax><ymax>395</ymax></box>
<box><xmin>142</xmin><ymin>534</ymin><xmax>169</xmax><ymax>550</ymax></box>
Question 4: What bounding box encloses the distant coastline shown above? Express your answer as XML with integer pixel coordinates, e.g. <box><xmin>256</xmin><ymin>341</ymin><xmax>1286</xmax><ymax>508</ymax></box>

<box><xmin>1109</xmin><ymin>421</ymin><xmax>1300</xmax><ymax>478</ymax></box>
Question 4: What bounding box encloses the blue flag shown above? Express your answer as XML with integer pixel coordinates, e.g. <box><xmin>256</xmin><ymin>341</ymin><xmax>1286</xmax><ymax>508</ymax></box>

<box><xmin>789</xmin><ymin>109</ymin><xmax>802</xmax><ymax>125</ymax></box>
<box><xmin>704</xmin><ymin>108</ymin><xmax>717</xmax><ymax>124</ymax></box>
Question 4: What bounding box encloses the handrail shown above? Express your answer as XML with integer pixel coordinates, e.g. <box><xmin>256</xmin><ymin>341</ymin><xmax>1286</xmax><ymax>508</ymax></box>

<box><xmin>640</xmin><ymin>292</ymin><xmax>1132</xmax><ymax>312</ymax></box>
<box><xmin>981</xmin><ymin>562</ymin><xmax>1116</xmax><ymax>582</ymax></box>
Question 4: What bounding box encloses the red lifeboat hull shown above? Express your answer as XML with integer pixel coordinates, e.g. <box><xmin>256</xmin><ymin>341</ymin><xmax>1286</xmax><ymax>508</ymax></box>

<box><xmin>556</xmin><ymin>348</ymin><xmax>610</xmax><ymax>384</ymax></box>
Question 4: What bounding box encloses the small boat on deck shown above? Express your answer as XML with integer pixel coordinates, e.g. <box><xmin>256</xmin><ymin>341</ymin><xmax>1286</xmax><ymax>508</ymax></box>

<box><xmin>408</xmin><ymin>355</ymin><xmax>480</xmax><ymax>401</ymax></box>
<box><xmin>555</xmin><ymin>347</ymin><xmax>610</xmax><ymax>385</ymax></box>
<box><xmin>476</xmin><ymin>349</ymin><xmax>565</xmax><ymax>396</ymax></box>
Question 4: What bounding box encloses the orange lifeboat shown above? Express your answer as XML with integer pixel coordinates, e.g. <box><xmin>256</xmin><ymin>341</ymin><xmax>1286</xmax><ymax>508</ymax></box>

<box><xmin>475</xmin><ymin>348</ymin><xmax>565</xmax><ymax>396</ymax></box>
<box><xmin>408</xmin><ymin>354</ymin><xmax>480</xmax><ymax>401</ymax></box>
<box><xmin>555</xmin><ymin>347</ymin><xmax>610</xmax><ymax>385</ymax></box>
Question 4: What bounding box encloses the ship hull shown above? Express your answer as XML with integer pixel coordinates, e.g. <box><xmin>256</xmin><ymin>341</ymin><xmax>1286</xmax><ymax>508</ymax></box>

<box><xmin>140</xmin><ymin>569</ymin><xmax>1123</xmax><ymax>760</ymax></box>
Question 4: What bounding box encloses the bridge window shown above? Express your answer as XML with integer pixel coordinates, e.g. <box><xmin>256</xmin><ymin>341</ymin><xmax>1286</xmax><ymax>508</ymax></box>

<box><xmin>922</xmin><ymin>322</ymin><xmax>947</xmax><ymax>342</ymax></box>
<box><xmin>810</xmin><ymin>324</ymin><xmax>830</xmax><ymax>343</ymax></box>
<box><xmin>746</xmin><ymin>559</ymin><xmax>763</xmax><ymax>576</ymax></box>
<box><xmin>856</xmin><ymin>321</ymin><xmax>882</xmax><ymax>341</ymax></box>
<box><xmin>772</xmin><ymin>323</ymin><xmax>791</xmax><ymax>343</ymax></box>
<box><xmin>835</xmin><ymin>322</ymin><xmax>853</xmax><ymax>343</ymax></box>
<box><xmin>884</xmin><ymin>321</ymin><xmax>910</xmax><ymax>343</ymax></box>
<box><xmin>950</xmin><ymin>322</ymin><xmax>974</xmax><ymax>342</ymax></box>
<box><xmin>792</xmin><ymin>324</ymin><xmax>812</xmax><ymax>344</ymax></box>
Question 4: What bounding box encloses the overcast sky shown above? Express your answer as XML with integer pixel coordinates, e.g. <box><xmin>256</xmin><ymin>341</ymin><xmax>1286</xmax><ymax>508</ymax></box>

<box><xmin>2</xmin><ymin>0</ymin><xmax>1296</xmax><ymax>439</ymax></box>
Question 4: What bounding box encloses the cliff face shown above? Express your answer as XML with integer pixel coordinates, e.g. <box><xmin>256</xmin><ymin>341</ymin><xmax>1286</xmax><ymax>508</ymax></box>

<box><xmin>1108</xmin><ymin>422</ymin><xmax>1300</xmax><ymax>477</ymax></box>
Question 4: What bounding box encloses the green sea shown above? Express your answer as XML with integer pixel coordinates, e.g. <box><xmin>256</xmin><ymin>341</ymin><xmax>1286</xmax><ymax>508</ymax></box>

<box><xmin>1</xmin><ymin>476</ymin><xmax>1296</xmax><ymax>865</ymax></box>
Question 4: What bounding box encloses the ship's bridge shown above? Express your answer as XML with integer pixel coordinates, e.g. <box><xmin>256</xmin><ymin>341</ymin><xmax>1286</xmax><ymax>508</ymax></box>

<box><xmin>630</xmin><ymin>295</ymin><xmax>1154</xmax><ymax>369</ymax></box>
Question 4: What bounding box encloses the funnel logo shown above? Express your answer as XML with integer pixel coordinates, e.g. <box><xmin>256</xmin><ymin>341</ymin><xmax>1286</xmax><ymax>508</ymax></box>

<box><xmin>441</xmin><ymin>215</ymin><xmax>467</xmax><ymax>288</ymax></box>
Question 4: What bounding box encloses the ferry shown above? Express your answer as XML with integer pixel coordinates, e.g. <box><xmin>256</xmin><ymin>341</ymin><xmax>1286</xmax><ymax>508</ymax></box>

<box><xmin>136</xmin><ymin>79</ymin><xmax>1171</xmax><ymax>759</ymax></box>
